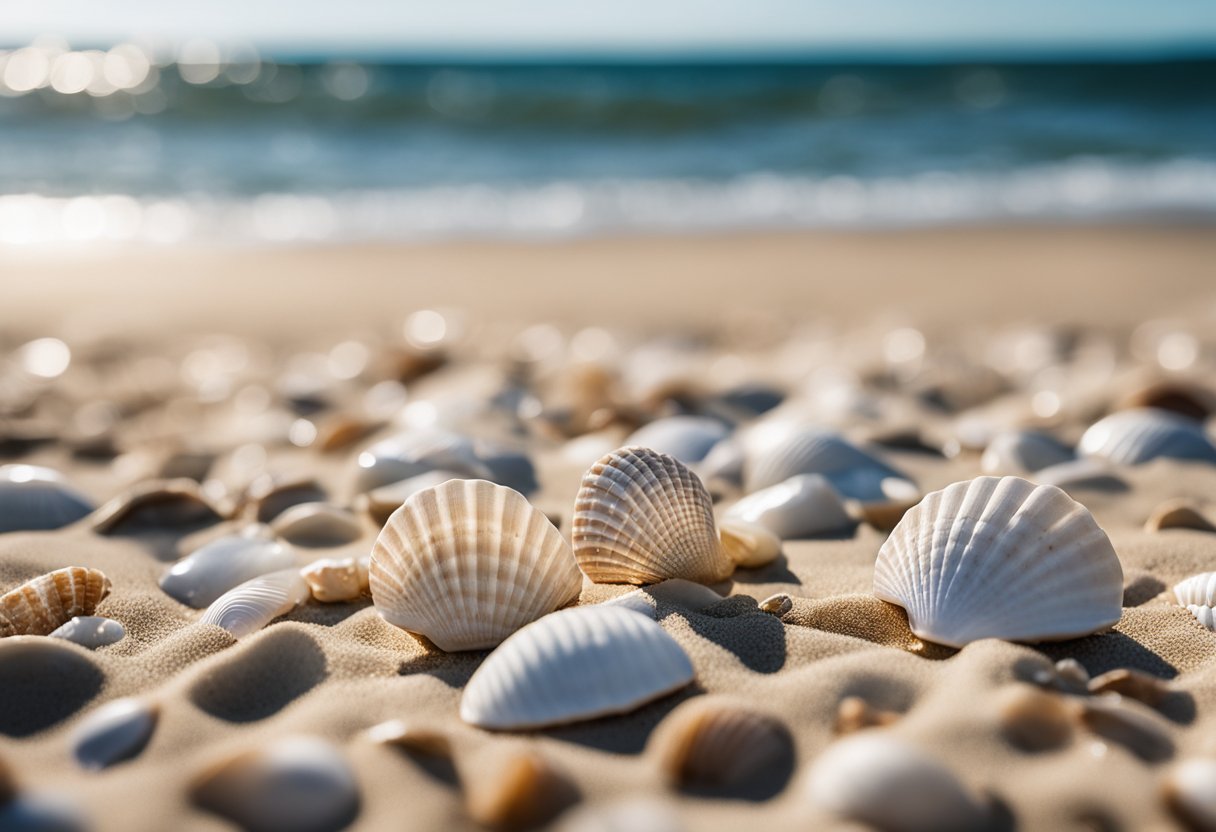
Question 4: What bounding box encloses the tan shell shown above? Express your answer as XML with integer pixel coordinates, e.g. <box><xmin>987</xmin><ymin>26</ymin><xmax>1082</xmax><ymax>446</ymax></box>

<box><xmin>370</xmin><ymin>479</ymin><xmax>582</xmax><ymax>651</ymax></box>
<box><xmin>1145</xmin><ymin>499</ymin><xmax>1216</xmax><ymax>533</ymax></box>
<box><xmin>463</xmin><ymin>749</ymin><xmax>578</xmax><ymax>831</ymax></box>
<box><xmin>996</xmin><ymin>686</ymin><xmax>1076</xmax><ymax>752</ymax></box>
<box><xmin>301</xmin><ymin>558</ymin><xmax>364</xmax><ymax>603</ymax></box>
<box><xmin>91</xmin><ymin>479</ymin><xmax>225</xmax><ymax>533</ymax></box>
<box><xmin>572</xmin><ymin>446</ymin><xmax>734</xmax><ymax>585</ymax></box>
<box><xmin>1087</xmin><ymin>668</ymin><xmax>1171</xmax><ymax>709</ymax></box>
<box><xmin>649</xmin><ymin>699</ymin><xmax>791</xmax><ymax>789</ymax></box>
<box><xmin>0</xmin><ymin>567</ymin><xmax>112</xmax><ymax>637</ymax></box>
<box><xmin>834</xmin><ymin>696</ymin><xmax>900</xmax><ymax>735</ymax></box>
<box><xmin>366</xmin><ymin>720</ymin><xmax>451</xmax><ymax>758</ymax></box>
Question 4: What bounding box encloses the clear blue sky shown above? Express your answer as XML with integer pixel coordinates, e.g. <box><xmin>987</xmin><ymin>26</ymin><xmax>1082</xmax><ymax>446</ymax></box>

<box><xmin>3</xmin><ymin>0</ymin><xmax>1216</xmax><ymax>58</ymax></box>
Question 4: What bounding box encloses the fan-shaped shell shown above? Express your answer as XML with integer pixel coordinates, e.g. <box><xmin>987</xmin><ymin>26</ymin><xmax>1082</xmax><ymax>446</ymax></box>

<box><xmin>649</xmin><ymin>698</ymin><xmax>791</xmax><ymax>789</ymax></box>
<box><xmin>0</xmin><ymin>464</ymin><xmax>94</xmax><ymax>533</ymax></box>
<box><xmin>0</xmin><ymin>567</ymin><xmax>112</xmax><ymax>638</ymax></box>
<box><xmin>873</xmin><ymin>476</ymin><xmax>1123</xmax><ymax>648</ymax></box>
<box><xmin>625</xmin><ymin>416</ymin><xmax>730</xmax><ymax>464</ymax></box>
<box><xmin>1078</xmin><ymin>408</ymin><xmax>1216</xmax><ymax>466</ymax></box>
<box><xmin>199</xmin><ymin>569</ymin><xmax>309</xmax><ymax>638</ymax></box>
<box><xmin>460</xmin><ymin>605</ymin><xmax>694</xmax><ymax>730</ymax></box>
<box><xmin>50</xmin><ymin>616</ymin><xmax>126</xmax><ymax>649</ymax></box>
<box><xmin>369</xmin><ymin>479</ymin><xmax>581</xmax><ymax>651</ymax></box>
<box><xmin>744</xmin><ymin>428</ymin><xmax>912</xmax><ymax>501</ymax></box>
<box><xmin>572</xmin><ymin>446</ymin><xmax>733</xmax><ymax>585</ymax></box>
<box><xmin>980</xmin><ymin>430</ymin><xmax>1074</xmax><ymax>475</ymax></box>
<box><xmin>161</xmin><ymin>526</ymin><xmax>296</xmax><ymax>609</ymax></box>
<box><xmin>723</xmin><ymin>473</ymin><xmax>852</xmax><ymax>539</ymax></box>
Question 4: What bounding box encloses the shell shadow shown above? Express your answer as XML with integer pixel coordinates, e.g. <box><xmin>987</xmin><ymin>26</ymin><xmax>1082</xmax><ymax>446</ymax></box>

<box><xmin>728</xmin><ymin>554</ymin><xmax>802</xmax><ymax>586</ymax></box>
<box><xmin>1122</xmin><ymin>573</ymin><xmax>1167</xmax><ymax>607</ymax></box>
<box><xmin>683</xmin><ymin>599</ymin><xmax>788</xmax><ymax>674</ymax></box>
<box><xmin>386</xmin><ymin>745</ymin><xmax>460</xmax><ymax>789</ymax></box>
<box><xmin>396</xmin><ymin>650</ymin><xmax>483</xmax><ymax>690</ymax></box>
<box><xmin>544</xmin><ymin>683</ymin><xmax>705</xmax><ymax>754</ymax></box>
<box><xmin>289</xmin><ymin>600</ymin><xmax>372</xmax><ymax>628</ymax></box>
<box><xmin>189</xmin><ymin>628</ymin><xmax>328</xmax><ymax>723</ymax></box>
<box><xmin>0</xmin><ymin>639</ymin><xmax>104</xmax><ymax>737</ymax></box>
<box><xmin>1037</xmin><ymin>633</ymin><xmax>1178</xmax><ymax>680</ymax></box>
<box><xmin>837</xmin><ymin>673</ymin><xmax>918</xmax><ymax>713</ymax></box>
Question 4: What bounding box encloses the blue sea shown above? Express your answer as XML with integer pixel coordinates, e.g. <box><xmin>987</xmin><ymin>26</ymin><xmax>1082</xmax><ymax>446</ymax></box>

<box><xmin>1</xmin><ymin>55</ymin><xmax>1214</xmax><ymax>245</ymax></box>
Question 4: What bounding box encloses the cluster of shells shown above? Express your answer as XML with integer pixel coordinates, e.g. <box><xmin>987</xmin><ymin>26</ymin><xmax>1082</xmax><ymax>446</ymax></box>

<box><xmin>2</xmin><ymin>312</ymin><xmax>1216</xmax><ymax>830</ymax></box>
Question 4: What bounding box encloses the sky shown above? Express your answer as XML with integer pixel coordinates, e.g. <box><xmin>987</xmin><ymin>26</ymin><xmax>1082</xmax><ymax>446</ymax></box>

<box><xmin>3</xmin><ymin>0</ymin><xmax>1216</xmax><ymax>59</ymax></box>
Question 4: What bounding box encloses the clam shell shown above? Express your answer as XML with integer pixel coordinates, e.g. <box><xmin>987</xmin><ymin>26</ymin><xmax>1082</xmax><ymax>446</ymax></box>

<box><xmin>199</xmin><ymin>569</ymin><xmax>310</xmax><ymax>638</ymax></box>
<box><xmin>270</xmin><ymin>503</ymin><xmax>362</xmax><ymax>547</ymax></box>
<box><xmin>0</xmin><ymin>567</ymin><xmax>112</xmax><ymax>638</ymax></box>
<box><xmin>1165</xmin><ymin>758</ymin><xmax>1216</xmax><ymax>832</ymax></box>
<box><xmin>370</xmin><ymin>479</ymin><xmax>581</xmax><ymax>651</ymax></box>
<box><xmin>460</xmin><ymin>605</ymin><xmax>694</xmax><ymax>730</ymax></box>
<box><xmin>625</xmin><ymin>416</ymin><xmax>730</xmax><ymax>464</ymax></box>
<box><xmin>72</xmin><ymin>698</ymin><xmax>158</xmax><ymax>770</ymax></box>
<box><xmin>980</xmin><ymin>430</ymin><xmax>1074</xmax><ymax>475</ymax></box>
<box><xmin>873</xmin><ymin>476</ymin><xmax>1123</xmax><ymax>648</ymax></box>
<box><xmin>191</xmin><ymin>735</ymin><xmax>359</xmax><ymax>832</ymax></box>
<box><xmin>717</xmin><ymin>518</ymin><xmax>781</xmax><ymax>568</ymax></box>
<box><xmin>91</xmin><ymin>478</ymin><xmax>225</xmax><ymax>534</ymax></box>
<box><xmin>722</xmin><ymin>474</ymin><xmax>852</xmax><ymax>539</ymax></box>
<box><xmin>161</xmin><ymin>526</ymin><xmax>296</xmax><ymax>609</ymax></box>
<box><xmin>464</xmin><ymin>749</ymin><xmax>578</xmax><ymax>831</ymax></box>
<box><xmin>743</xmin><ymin>428</ymin><xmax>912</xmax><ymax>502</ymax></box>
<box><xmin>0</xmin><ymin>464</ymin><xmax>94</xmax><ymax>533</ymax></box>
<box><xmin>49</xmin><ymin>616</ymin><xmax>125</xmax><ymax>649</ymax></box>
<box><xmin>301</xmin><ymin>557</ymin><xmax>363</xmax><ymax>603</ymax></box>
<box><xmin>805</xmin><ymin>733</ymin><xmax>988</xmax><ymax>832</ymax></box>
<box><xmin>1078</xmin><ymin>408</ymin><xmax>1216</xmax><ymax>466</ymax></box>
<box><xmin>649</xmin><ymin>699</ymin><xmax>791</xmax><ymax>789</ymax></box>
<box><xmin>1146</xmin><ymin>499</ymin><xmax>1216</xmax><ymax>533</ymax></box>
<box><xmin>351</xmin><ymin>429</ymin><xmax>491</xmax><ymax>494</ymax></box>
<box><xmin>572</xmin><ymin>447</ymin><xmax>733</xmax><ymax>585</ymax></box>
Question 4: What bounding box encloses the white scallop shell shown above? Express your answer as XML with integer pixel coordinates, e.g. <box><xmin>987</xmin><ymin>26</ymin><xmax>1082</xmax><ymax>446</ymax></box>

<box><xmin>744</xmin><ymin>428</ymin><xmax>912</xmax><ymax>501</ymax></box>
<box><xmin>625</xmin><ymin>416</ymin><xmax>730</xmax><ymax>464</ymax></box>
<box><xmin>980</xmin><ymin>430</ymin><xmax>1074</xmax><ymax>475</ymax></box>
<box><xmin>460</xmin><ymin>605</ymin><xmax>694</xmax><ymax>730</ymax></box>
<box><xmin>873</xmin><ymin>476</ymin><xmax>1123</xmax><ymax>648</ymax></box>
<box><xmin>50</xmin><ymin>616</ymin><xmax>125</xmax><ymax>649</ymax></box>
<box><xmin>161</xmin><ymin>525</ymin><xmax>296</xmax><ymax>609</ymax></box>
<box><xmin>72</xmin><ymin>698</ymin><xmax>158</xmax><ymax>770</ymax></box>
<box><xmin>0</xmin><ymin>464</ymin><xmax>94</xmax><ymax>533</ymax></box>
<box><xmin>1078</xmin><ymin>408</ymin><xmax>1216</xmax><ymax>466</ymax></box>
<box><xmin>351</xmin><ymin>429</ymin><xmax>491</xmax><ymax>493</ymax></box>
<box><xmin>723</xmin><ymin>474</ymin><xmax>852</xmax><ymax>539</ymax></box>
<box><xmin>572</xmin><ymin>446</ymin><xmax>734</xmax><ymax>585</ymax></box>
<box><xmin>1175</xmin><ymin>573</ymin><xmax>1216</xmax><ymax>631</ymax></box>
<box><xmin>370</xmin><ymin>479</ymin><xmax>582</xmax><ymax>651</ymax></box>
<box><xmin>199</xmin><ymin>569</ymin><xmax>310</xmax><ymax>638</ymax></box>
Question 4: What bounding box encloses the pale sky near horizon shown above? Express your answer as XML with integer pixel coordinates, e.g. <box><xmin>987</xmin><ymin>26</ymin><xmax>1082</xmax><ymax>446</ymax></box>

<box><xmin>3</xmin><ymin>0</ymin><xmax>1216</xmax><ymax>57</ymax></box>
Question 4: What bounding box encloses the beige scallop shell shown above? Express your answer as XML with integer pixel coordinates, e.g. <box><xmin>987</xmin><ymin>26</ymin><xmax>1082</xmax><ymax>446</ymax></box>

<box><xmin>0</xmin><ymin>567</ymin><xmax>112</xmax><ymax>638</ymax></box>
<box><xmin>369</xmin><ymin>479</ymin><xmax>582</xmax><ymax>651</ymax></box>
<box><xmin>649</xmin><ymin>698</ymin><xmax>791</xmax><ymax>789</ymax></box>
<box><xmin>572</xmin><ymin>446</ymin><xmax>734</xmax><ymax>585</ymax></box>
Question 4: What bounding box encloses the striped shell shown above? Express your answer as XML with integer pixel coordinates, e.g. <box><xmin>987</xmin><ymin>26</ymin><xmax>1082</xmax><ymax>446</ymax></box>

<box><xmin>1078</xmin><ymin>408</ymin><xmax>1216</xmax><ymax>466</ymax></box>
<box><xmin>572</xmin><ymin>447</ymin><xmax>733</xmax><ymax>585</ymax></box>
<box><xmin>1175</xmin><ymin>572</ymin><xmax>1216</xmax><ymax>631</ymax></box>
<box><xmin>199</xmin><ymin>569</ymin><xmax>309</xmax><ymax>638</ymax></box>
<box><xmin>0</xmin><ymin>464</ymin><xmax>94</xmax><ymax>533</ymax></box>
<box><xmin>649</xmin><ymin>699</ymin><xmax>791</xmax><ymax>789</ymax></box>
<box><xmin>873</xmin><ymin>476</ymin><xmax>1123</xmax><ymax>648</ymax></box>
<box><xmin>161</xmin><ymin>526</ymin><xmax>296</xmax><ymax>609</ymax></box>
<box><xmin>370</xmin><ymin>479</ymin><xmax>581</xmax><ymax>651</ymax></box>
<box><xmin>460</xmin><ymin>605</ymin><xmax>694</xmax><ymax>730</ymax></box>
<box><xmin>744</xmin><ymin>428</ymin><xmax>911</xmax><ymax>501</ymax></box>
<box><xmin>0</xmin><ymin>567</ymin><xmax>112</xmax><ymax>637</ymax></box>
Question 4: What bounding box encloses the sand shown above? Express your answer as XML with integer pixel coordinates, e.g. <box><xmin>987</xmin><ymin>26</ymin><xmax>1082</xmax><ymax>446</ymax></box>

<box><xmin>1</xmin><ymin>225</ymin><xmax>1215</xmax><ymax>831</ymax></box>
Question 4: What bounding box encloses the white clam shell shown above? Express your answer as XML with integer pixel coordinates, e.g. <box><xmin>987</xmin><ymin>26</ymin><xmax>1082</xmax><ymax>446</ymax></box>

<box><xmin>717</xmin><ymin>518</ymin><xmax>782</xmax><ymax>568</ymax></box>
<box><xmin>805</xmin><ymin>733</ymin><xmax>988</xmax><ymax>832</ymax></box>
<box><xmin>723</xmin><ymin>474</ymin><xmax>852</xmax><ymax>539</ymax></box>
<box><xmin>1175</xmin><ymin>573</ymin><xmax>1216</xmax><ymax>631</ymax></box>
<box><xmin>72</xmin><ymin>698</ymin><xmax>158</xmax><ymax>770</ymax></box>
<box><xmin>351</xmin><ymin>429</ymin><xmax>491</xmax><ymax>493</ymax></box>
<box><xmin>0</xmin><ymin>464</ymin><xmax>94</xmax><ymax>533</ymax></box>
<box><xmin>460</xmin><ymin>605</ymin><xmax>694</xmax><ymax>730</ymax></box>
<box><xmin>161</xmin><ymin>526</ymin><xmax>296</xmax><ymax>609</ymax></box>
<box><xmin>270</xmin><ymin>503</ymin><xmax>362</xmax><ymax>547</ymax></box>
<box><xmin>980</xmin><ymin>430</ymin><xmax>1074</xmax><ymax>474</ymax></box>
<box><xmin>50</xmin><ymin>616</ymin><xmax>125</xmax><ymax>649</ymax></box>
<box><xmin>1078</xmin><ymin>408</ymin><xmax>1216</xmax><ymax>466</ymax></box>
<box><xmin>572</xmin><ymin>446</ymin><xmax>734</xmax><ymax>585</ymax></box>
<box><xmin>743</xmin><ymin>428</ymin><xmax>912</xmax><ymax>501</ymax></box>
<box><xmin>370</xmin><ymin>479</ymin><xmax>581</xmax><ymax>651</ymax></box>
<box><xmin>625</xmin><ymin>416</ymin><xmax>730</xmax><ymax>464</ymax></box>
<box><xmin>873</xmin><ymin>476</ymin><xmax>1123</xmax><ymax>648</ymax></box>
<box><xmin>199</xmin><ymin>569</ymin><xmax>310</xmax><ymax>639</ymax></box>
<box><xmin>1166</xmin><ymin>758</ymin><xmax>1216</xmax><ymax>831</ymax></box>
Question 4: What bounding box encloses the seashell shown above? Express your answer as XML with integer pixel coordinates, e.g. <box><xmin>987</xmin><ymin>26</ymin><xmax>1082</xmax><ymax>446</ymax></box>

<box><xmin>472</xmin><ymin>441</ymin><xmax>540</xmax><ymax>496</ymax></box>
<box><xmin>1087</xmin><ymin>668</ymin><xmax>1171</xmax><ymax>709</ymax></box>
<box><xmin>243</xmin><ymin>474</ymin><xmax>326</xmax><ymax>524</ymax></box>
<box><xmin>366</xmin><ymin>720</ymin><xmax>451</xmax><ymax>757</ymax></box>
<box><xmin>370</xmin><ymin>479</ymin><xmax>581</xmax><ymax>651</ymax></box>
<box><xmin>759</xmin><ymin>593</ymin><xmax>793</xmax><ymax>617</ymax></box>
<box><xmin>1121</xmin><ymin>380</ymin><xmax>1216</xmax><ymax>421</ymax></box>
<box><xmin>625</xmin><ymin>416</ymin><xmax>730</xmax><ymax>464</ymax></box>
<box><xmin>572</xmin><ymin>447</ymin><xmax>734</xmax><ymax>585</ymax></box>
<box><xmin>161</xmin><ymin>525</ymin><xmax>296</xmax><ymax>609</ymax></box>
<box><xmin>1165</xmin><ymin>758</ymin><xmax>1216</xmax><ymax>832</ymax></box>
<box><xmin>1174</xmin><ymin>572</ymin><xmax>1216</xmax><ymax>631</ymax></box>
<box><xmin>270</xmin><ymin>503</ymin><xmax>362</xmax><ymax>547</ymax></box>
<box><xmin>351</xmin><ymin>429</ymin><xmax>491</xmax><ymax>494</ymax></box>
<box><xmin>199</xmin><ymin>569</ymin><xmax>310</xmax><ymax>638</ymax></box>
<box><xmin>49</xmin><ymin>616</ymin><xmax>125</xmax><ymax>649</ymax></box>
<box><xmin>649</xmin><ymin>699</ymin><xmax>791</xmax><ymax>789</ymax></box>
<box><xmin>72</xmin><ymin>698</ymin><xmax>158</xmax><ymax>770</ymax></box>
<box><xmin>723</xmin><ymin>474</ymin><xmax>852</xmax><ymax>539</ymax></box>
<box><xmin>834</xmin><ymin>696</ymin><xmax>900</xmax><ymax>735</ymax></box>
<box><xmin>301</xmin><ymin>558</ymin><xmax>364</xmax><ymax>603</ymax></box>
<box><xmin>697</xmin><ymin>436</ymin><xmax>746</xmax><ymax>490</ymax></box>
<box><xmin>872</xmin><ymin>476</ymin><xmax>1123</xmax><ymax>648</ymax></box>
<box><xmin>0</xmin><ymin>464</ymin><xmax>94</xmax><ymax>533</ymax></box>
<box><xmin>1145</xmin><ymin>499</ymin><xmax>1216</xmax><ymax>533</ymax></box>
<box><xmin>601</xmin><ymin>589</ymin><xmax>659</xmax><ymax>619</ymax></box>
<box><xmin>1078</xmin><ymin>695</ymin><xmax>1173</xmax><ymax>762</ymax></box>
<box><xmin>464</xmin><ymin>749</ymin><xmax>578</xmax><ymax>831</ymax></box>
<box><xmin>717</xmin><ymin>518</ymin><xmax>781</xmax><ymax>568</ymax></box>
<box><xmin>1078</xmin><ymin>408</ymin><xmax>1216</xmax><ymax>466</ymax></box>
<box><xmin>996</xmin><ymin>686</ymin><xmax>1076</xmax><ymax>752</ymax></box>
<box><xmin>91</xmin><ymin>478</ymin><xmax>225</xmax><ymax>534</ymax></box>
<box><xmin>1031</xmin><ymin>458</ymin><xmax>1127</xmax><ymax>493</ymax></box>
<box><xmin>805</xmin><ymin>733</ymin><xmax>988</xmax><ymax>832</ymax></box>
<box><xmin>0</xmin><ymin>793</ymin><xmax>90</xmax><ymax>832</ymax></box>
<box><xmin>361</xmin><ymin>469</ymin><xmax>468</xmax><ymax>525</ymax></box>
<box><xmin>980</xmin><ymin>430</ymin><xmax>1074</xmax><ymax>475</ymax></box>
<box><xmin>461</xmin><ymin>605</ymin><xmax>694</xmax><ymax>730</ymax></box>
<box><xmin>191</xmin><ymin>735</ymin><xmax>359</xmax><ymax>832</ymax></box>
<box><xmin>0</xmin><ymin>567</ymin><xmax>112</xmax><ymax>638</ymax></box>
<box><xmin>743</xmin><ymin>428</ymin><xmax>913</xmax><ymax>502</ymax></box>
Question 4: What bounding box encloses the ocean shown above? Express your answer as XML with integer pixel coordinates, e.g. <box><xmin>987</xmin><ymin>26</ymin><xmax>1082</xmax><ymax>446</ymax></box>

<box><xmin>1</xmin><ymin>55</ymin><xmax>1214</xmax><ymax>245</ymax></box>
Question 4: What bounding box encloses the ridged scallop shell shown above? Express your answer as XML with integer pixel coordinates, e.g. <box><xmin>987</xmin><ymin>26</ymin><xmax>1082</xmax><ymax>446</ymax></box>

<box><xmin>50</xmin><ymin>616</ymin><xmax>126</xmax><ymax>649</ymax></box>
<box><xmin>744</xmin><ymin>429</ymin><xmax>912</xmax><ymax>501</ymax></box>
<box><xmin>460</xmin><ymin>605</ymin><xmax>694</xmax><ymax>730</ymax></box>
<box><xmin>72</xmin><ymin>698</ymin><xmax>159</xmax><ymax>770</ymax></box>
<box><xmin>351</xmin><ymin>429</ymin><xmax>491</xmax><ymax>494</ymax></box>
<box><xmin>0</xmin><ymin>464</ymin><xmax>94</xmax><ymax>533</ymax></box>
<box><xmin>1078</xmin><ymin>408</ymin><xmax>1216</xmax><ymax>466</ymax></box>
<box><xmin>370</xmin><ymin>479</ymin><xmax>581</xmax><ymax>651</ymax></box>
<box><xmin>649</xmin><ymin>699</ymin><xmax>791</xmax><ymax>788</ymax></box>
<box><xmin>723</xmin><ymin>474</ymin><xmax>852</xmax><ymax>539</ymax></box>
<box><xmin>873</xmin><ymin>476</ymin><xmax>1123</xmax><ymax>648</ymax></box>
<box><xmin>199</xmin><ymin>569</ymin><xmax>309</xmax><ymax>638</ymax></box>
<box><xmin>270</xmin><ymin>503</ymin><xmax>362</xmax><ymax>547</ymax></box>
<box><xmin>625</xmin><ymin>416</ymin><xmax>730</xmax><ymax>464</ymax></box>
<box><xmin>572</xmin><ymin>447</ymin><xmax>734</xmax><ymax>585</ymax></box>
<box><xmin>161</xmin><ymin>526</ymin><xmax>296</xmax><ymax>609</ymax></box>
<box><xmin>1174</xmin><ymin>572</ymin><xmax>1216</xmax><ymax>631</ymax></box>
<box><xmin>980</xmin><ymin>430</ymin><xmax>1074</xmax><ymax>475</ymax></box>
<box><xmin>0</xmin><ymin>567</ymin><xmax>112</xmax><ymax>637</ymax></box>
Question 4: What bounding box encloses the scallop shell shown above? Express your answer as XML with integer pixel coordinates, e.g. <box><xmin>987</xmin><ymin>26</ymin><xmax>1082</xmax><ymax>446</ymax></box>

<box><xmin>723</xmin><ymin>474</ymin><xmax>852</xmax><ymax>539</ymax></box>
<box><xmin>161</xmin><ymin>525</ymin><xmax>296</xmax><ymax>609</ymax></box>
<box><xmin>91</xmin><ymin>478</ymin><xmax>225</xmax><ymax>534</ymax></box>
<box><xmin>0</xmin><ymin>464</ymin><xmax>94</xmax><ymax>533</ymax></box>
<box><xmin>1174</xmin><ymin>572</ymin><xmax>1216</xmax><ymax>631</ymax></box>
<box><xmin>625</xmin><ymin>416</ymin><xmax>730</xmax><ymax>464</ymax></box>
<box><xmin>572</xmin><ymin>447</ymin><xmax>734</xmax><ymax>585</ymax></box>
<box><xmin>744</xmin><ymin>428</ymin><xmax>912</xmax><ymax>502</ymax></box>
<box><xmin>72</xmin><ymin>698</ymin><xmax>158</xmax><ymax>770</ymax></box>
<box><xmin>1165</xmin><ymin>758</ymin><xmax>1216</xmax><ymax>832</ymax></box>
<box><xmin>370</xmin><ymin>479</ymin><xmax>581</xmax><ymax>651</ymax></box>
<box><xmin>1078</xmin><ymin>408</ymin><xmax>1216</xmax><ymax>466</ymax></box>
<box><xmin>270</xmin><ymin>503</ymin><xmax>362</xmax><ymax>547</ymax></box>
<box><xmin>50</xmin><ymin>616</ymin><xmax>126</xmax><ymax>649</ymax></box>
<box><xmin>980</xmin><ymin>430</ymin><xmax>1074</xmax><ymax>475</ymax></box>
<box><xmin>301</xmin><ymin>557</ymin><xmax>364</xmax><ymax>603</ymax></box>
<box><xmin>460</xmin><ymin>605</ymin><xmax>694</xmax><ymax>730</ymax></box>
<box><xmin>199</xmin><ymin>569</ymin><xmax>310</xmax><ymax>638</ymax></box>
<box><xmin>649</xmin><ymin>699</ymin><xmax>791</xmax><ymax>789</ymax></box>
<box><xmin>805</xmin><ymin>733</ymin><xmax>988</xmax><ymax>832</ymax></box>
<box><xmin>873</xmin><ymin>476</ymin><xmax>1123</xmax><ymax>648</ymax></box>
<box><xmin>351</xmin><ymin>429</ymin><xmax>491</xmax><ymax>494</ymax></box>
<box><xmin>0</xmin><ymin>567</ymin><xmax>112</xmax><ymax>638</ymax></box>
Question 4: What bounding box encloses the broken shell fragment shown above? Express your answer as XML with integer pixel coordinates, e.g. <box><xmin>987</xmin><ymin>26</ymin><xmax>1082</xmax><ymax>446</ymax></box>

<box><xmin>0</xmin><ymin>567</ymin><xmax>112</xmax><ymax>638</ymax></box>
<box><xmin>301</xmin><ymin>558</ymin><xmax>363</xmax><ymax>603</ymax></box>
<box><xmin>758</xmin><ymin>593</ymin><xmax>793</xmax><ymax>617</ymax></box>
